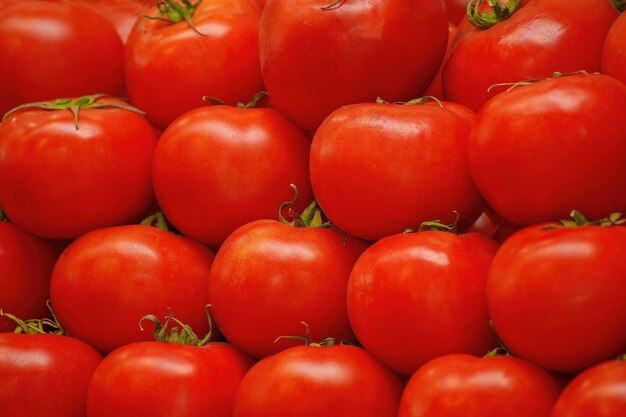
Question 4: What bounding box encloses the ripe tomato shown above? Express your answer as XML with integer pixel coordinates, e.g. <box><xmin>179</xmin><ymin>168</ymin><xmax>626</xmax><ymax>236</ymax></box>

<box><xmin>0</xmin><ymin>95</ymin><xmax>157</xmax><ymax>239</ymax></box>
<box><xmin>468</xmin><ymin>73</ymin><xmax>626</xmax><ymax>227</ymax></box>
<box><xmin>310</xmin><ymin>102</ymin><xmax>483</xmax><ymax>241</ymax></box>
<box><xmin>347</xmin><ymin>231</ymin><xmax>497</xmax><ymax>376</ymax></box>
<box><xmin>443</xmin><ymin>0</ymin><xmax>618</xmax><ymax>111</ymax></box>
<box><xmin>234</xmin><ymin>343</ymin><xmax>403</xmax><ymax>417</ymax></box>
<box><xmin>152</xmin><ymin>103</ymin><xmax>312</xmax><ymax>249</ymax></box>
<box><xmin>602</xmin><ymin>9</ymin><xmax>626</xmax><ymax>85</ymax></box>
<box><xmin>259</xmin><ymin>0</ymin><xmax>448</xmax><ymax>132</ymax></box>
<box><xmin>125</xmin><ymin>0</ymin><xmax>263</xmax><ymax>129</ymax></box>
<box><xmin>398</xmin><ymin>353</ymin><xmax>562</xmax><ymax>417</ymax></box>
<box><xmin>50</xmin><ymin>225</ymin><xmax>215</xmax><ymax>353</ymax></box>
<box><xmin>444</xmin><ymin>0</ymin><xmax>469</xmax><ymax>24</ymax></box>
<box><xmin>0</xmin><ymin>1</ymin><xmax>125</xmax><ymax>116</ymax></box>
<box><xmin>423</xmin><ymin>22</ymin><xmax>459</xmax><ymax>99</ymax></box>
<box><xmin>487</xmin><ymin>221</ymin><xmax>626</xmax><ymax>374</ymax></box>
<box><xmin>80</xmin><ymin>0</ymin><xmax>156</xmax><ymax>43</ymax></box>
<box><xmin>0</xmin><ymin>333</ymin><xmax>102</xmax><ymax>417</ymax></box>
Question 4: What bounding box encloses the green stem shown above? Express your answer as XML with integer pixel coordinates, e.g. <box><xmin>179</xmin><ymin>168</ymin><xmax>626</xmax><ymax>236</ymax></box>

<box><xmin>0</xmin><ymin>300</ymin><xmax>66</xmax><ymax>336</ymax></box>
<box><xmin>139</xmin><ymin>305</ymin><xmax>214</xmax><ymax>346</ymax></box>
<box><xmin>377</xmin><ymin>96</ymin><xmax>444</xmax><ymax>107</ymax></box>
<box><xmin>467</xmin><ymin>0</ymin><xmax>523</xmax><ymax>29</ymax></box>
<box><xmin>202</xmin><ymin>91</ymin><xmax>269</xmax><ymax>109</ymax></box>
<box><xmin>416</xmin><ymin>212</ymin><xmax>460</xmax><ymax>233</ymax></box>
<box><xmin>142</xmin><ymin>0</ymin><xmax>206</xmax><ymax>36</ymax></box>
<box><xmin>274</xmin><ymin>322</ymin><xmax>336</xmax><ymax>347</ymax></box>
<box><xmin>279</xmin><ymin>184</ymin><xmax>333</xmax><ymax>228</ymax></box>
<box><xmin>140</xmin><ymin>212</ymin><xmax>172</xmax><ymax>232</ymax></box>
<box><xmin>320</xmin><ymin>0</ymin><xmax>342</xmax><ymax>10</ymax></box>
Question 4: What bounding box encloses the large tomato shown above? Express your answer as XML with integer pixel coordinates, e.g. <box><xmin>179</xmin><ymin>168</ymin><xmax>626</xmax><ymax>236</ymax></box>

<box><xmin>0</xmin><ymin>1</ymin><xmax>125</xmax><ymax>116</ymax></box>
<box><xmin>487</xmin><ymin>219</ymin><xmax>626</xmax><ymax>374</ymax></box>
<box><xmin>152</xmin><ymin>102</ymin><xmax>312</xmax><ymax>249</ymax></box>
<box><xmin>443</xmin><ymin>0</ymin><xmax>618</xmax><ymax>111</ymax></box>
<box><xmin>310</xmin><ymin>102</ymin><xmax>483</xmax><ymax>241</ymax></box>
<box><xmin>347</xmin><ymin>230</ymin><xmax>497</xmax><ymax>376</ymax></box>
<box><xmin>125</xmin><ymin>0</ymin><xmax>264</xmax><ymax>129</ymax></box>
<box><xmin>259</xmin><ymin>0</ymin><xmax>448</xmax><ymax>131</ymax></box>
<box><xmin>602</xmin><ymin>8</ymin><xmax>626</xmax><ymax>84</ymax></box>
<box><xmin>0</xmin><ymin>95</ymin><xmax>157</xmax><ymax>239</ymax></box>
<box><xmin>468</xmin><ymin>73</ymin><xmax>626</xmax><ymax>226</ymax></box>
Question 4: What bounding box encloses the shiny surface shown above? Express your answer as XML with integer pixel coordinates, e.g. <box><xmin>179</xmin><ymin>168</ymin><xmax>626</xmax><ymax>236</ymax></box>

<box><xmin>602</xmin><ymin>11</ymin><xmax>626</xmax><ymax>85</ymax></box>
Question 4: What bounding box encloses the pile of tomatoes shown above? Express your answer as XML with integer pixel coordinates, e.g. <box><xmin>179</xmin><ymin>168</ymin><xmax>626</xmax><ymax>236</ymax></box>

<box><xmin>1</xmin><ymin>0</ymin><xmax>626</xmax><ymax>416</ymax></box>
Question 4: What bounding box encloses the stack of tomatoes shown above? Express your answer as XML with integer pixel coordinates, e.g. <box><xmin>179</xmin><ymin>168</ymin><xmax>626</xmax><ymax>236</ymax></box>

<box><xmin>1</xmin><ymin>0</ymin><xmax>626</xmax><ymax>415</ymax></box>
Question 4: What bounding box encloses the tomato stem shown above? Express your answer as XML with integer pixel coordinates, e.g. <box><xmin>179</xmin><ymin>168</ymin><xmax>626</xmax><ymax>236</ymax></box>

<box><xmin>202</xmin><ymin>91</ymin><xmax>269</xmax><ymax>109</ymax></box>
<box><xmin>279</xmin><ymin>184</ymin><xmax>333</xmax><ymax>229</ymax></box>
<box><xmin>466</xmin><ymin>0</ymin><xmax>523</xmax><ymax>29</ymax></box>
<box><xmin>414</xmin><ymin>211</ymin><xmax>460</xmax><ymax>233</ymax></box>
<box><xmin>140</xmin><ymin>212</ymin><xmax>173</xmax><ymax>232</ymax></box>
<box><xmin>274</xmin><ymin>322</ymin><xmax>336</xmax><ymax>347</ymax></box>
<box><xmin>376</xmin><ymin>96</ymin><xmax>444</xmax><ymax>107</ymax></box>
<box><xmin>0</xmin><ymin>300</ymin><xmax>66</xmax><ymax>336</ymax></box>
<box><xmin>141</xmin><ymin>0</ymin><xmax>206</xmax><ymax>36</ymax></box>
<box><xmin>138</xmin><ymin>305</ymin><xmax>214</xmax><ymax>346</ymax></box>
<box><xmin>552</xmin><ymin>210</ymin><xmax>626</xmax><ymax>228</ymax></box>
<box><xmin>320</xmin><ymin>0</ymin><xmax>343</xmax><ymax>10</ymax></box>
<box><xmin>488</xmin><ymin>321</ymin><xmax>511</xmax><ymax>356</ymax></box>
<box><xmin>487</xmin><ymin>71</ymin><xmax>593</xmax><ymax>94</ymax></box>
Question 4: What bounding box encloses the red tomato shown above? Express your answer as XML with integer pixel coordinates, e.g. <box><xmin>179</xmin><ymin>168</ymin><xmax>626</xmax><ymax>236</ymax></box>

<box><xmin>551</xmin><ymin>359</ymin><xmax>626</xmax><ymax>417</ymax></box>
<box><xmin>208</xmin><ymin>219</ymin><xmax>368</xmax><ymax>359</ymax></box>
<box><xmin>80</xmin><ymin>0</ymin><xmax>156</xmax><ymax>43</ymax></box>
<box><xmin>259</xmin><ymin>0</ymin><xmax>448</xmax><ymax>132</ymax></box>
<box><xmin>125</xmin><ymin>0</ymin><xmax>263</xmax><ymax>129</ymax></box>
<box><xmin>444</xmin><ymin>0</ymin><xmax>469</xmax><ymax>24</ymax></box>
<box><xmin>87</xmin><ymin>341</ymin><xmax>253</xmax><ymax>417</ymax></box>
<box><xmin>398</xmin><ymin>354</ymin><xmax>562</xmax><ymax>417</ymax></box>
<box><xmin>152</xmin><ymin>104</ymin><xmax>312</xmax><ymax>249</ymax></box>
<box><xmin>443</xmin><ymin>0</ymin><xmax>618</xmax><ymax>111</ymax></box>
<box><xmin>487</xmin><ymin>222</ymin><xmax>626</xmax><ymax>374</ymax></box>
<box><xmin>347</xmin><ymin>231</ymin><xmax>497</xmax><ymax>376</ymax></box>
<box><xmin>469</xmin><ymin>73</ymin><xmax>626</xmax><ymax>226</ymax></box>
<box><xmin>0</xmin><ymin>333</ymin><xmax>102</xmax><ymax>417</ymax></box>
<box><xmin>310</xmin><ymin>102</ymin><xmax>483</xmax><ymax>241</ymax></box>
<box><xmin>50</xmin><ymin>225</ymin><xmax>215</xmax><ymax>353</ymax></box>
<box><xmin>423</xmin><ymin>99</ymin><xmax>476</xmax><ymax>127</ymax></box>
<box><xmin>0</xmin><ymin>1</ymin><xmax>125</xmax><ymax>116</ymax></box>
<box><xmin>0</xmin><ymin>96</ymin><xmax>157</xmax><ymax>239</ymax></box>
<box><xmin>602</xmin><ymin>9</ymin><xmax>626</xmax><ymax>85</ymax></box>
<box><xmin>234</xmin><ymin>343</ymin><xmax>403</xmax><ymax>417</ymax></box>
<box><xmin>423</xmin><ymin>22</ymin><xmax>458</xmax><ymax>99</ymax></box>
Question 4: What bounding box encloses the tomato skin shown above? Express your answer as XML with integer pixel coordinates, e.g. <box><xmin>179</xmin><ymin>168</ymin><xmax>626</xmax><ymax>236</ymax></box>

<box><xmin>551</xmin><ymin>359</ymin><xmax>626</xmax><ymax>417</ymax></box>
<box><xmin>398</xmin><ymin>354</ymin><xmax>562</xmax><ymax>417</ymax></box>
<box><xmin>152</xmin><ymin>105</ymin><xmax>312</xmax><ymax>249</ymax></box>
<box><xmin>0</xmin><ymin>100</ymin><xmax>157</xmax><ymax>239</ymax></box>
<box><xmin>208</xmin><ymin>220</ymin><xmax>368</xmax><ymax>359</ymax></box>
<box><xmin>87</xmin><ymin>341</ymin><xmax>253</xmax><ymax>417</ymax></box>
<box><xmin>78</xmin><ymin>0</ymin><xmax>155</xmax><ymax>43</ymax></box>
<box><xmin>233</xmin><ymin>344</ymin><xmax>403</xmax><ymax>417</ymax></box>
<box><xmin>259</xmin><ymin>0</ymin><xmax>448</xmax><ymax>132</ymax></box>
<box><xmin>0</xmin><ymin>1</ymin><xmax>125</xmax><ymax>116</ymax></box>
<box><xmin>444</xmin><ymin>0</ymin><xmax>468</xmax><ymax>24</ymax></box>
<box><xmin>125</xmin><ymin>0</ymin><xmax>263</xmax><ymax>129</ymax></box>
<box><xmin>443</xmin><ymin>0</ymin><xmax>618</xmax><ymax>111</ymax></box>
<box><xmin>487</xmin><ymin>224</ymin><xmax>626</xmax><ymax>374</ymax></box>
<box><xmin>310</xmin><ymin>102</ymin><xmax>483</xmax><ymax>241</ymax></box>
<box><xmin>423</xmin><ymin>22</ymin><xmax>458</xmax><ymax>99</ymax></box>
<box><xmin>468</xmin><ymin>73</ymin><xmax>626</xmax><ymax>227</ymax></box>
<box><xmin>347</xmin><ymin>231</ymin><xmax>497</xmax><ymax>376</ymax></box>
<box><xmin>0</xmin><ymin>333</ymin><xmax>103</xmax><ymax>417</ymax></box>
<box><xmin>50</xmin><ymin>225</ymin><xmax>215</xmax><ymax>354</ymax></box>
<box><xmin>602</xmin><ymin>11</ymin><xmax>626</xmax><ymax>85</ymax></box>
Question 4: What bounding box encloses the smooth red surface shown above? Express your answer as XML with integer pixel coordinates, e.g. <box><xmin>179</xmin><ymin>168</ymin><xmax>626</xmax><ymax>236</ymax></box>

<box><xmin>602</xmin><ymin>11</ymin><xmax>626</xmax><ymax>85</ymax></box>
<box><xmin>423</xmin><ymin>22</ymin><xmax>458</xmax><ymax>99</ymax></box>
<box><xmin>80</xmin><ymin>0</ymin><xmax>155</xmax><ymax>43</ymax></box>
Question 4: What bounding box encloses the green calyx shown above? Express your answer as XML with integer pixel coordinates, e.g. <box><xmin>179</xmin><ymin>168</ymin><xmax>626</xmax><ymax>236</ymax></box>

<box><xmin>202</xmin><ymin>91</ymin><xmax>269</xmax><ymax>109</ymax></box>
<box><xmin>274</xmin><ymin>322</ymin><xmax>348</xmax><ymax>347</ymax></box>
<box><xmin>279</xmin><ymin>184</ymin><xmax>333</xmax><ymax>228</ymax></box>
<box><xmin>404</xmin><ymin>212</ymin><xmax>460</xmax><ymax>234</ymax></box>
<box><xmin>487</xmin><ymin>70</ymin><xmax>594</xmax><ymax>93</ymax></box>
<box><xmin>376</xmin><ymin>96</ymin><xmax>444</xmax><ymax>108</ymax></box>
<box><xmin>467</xmin><ymin>0</ymin><xmax>523</xmax><ymax>29</ymax></box>
<box><xmin>142</xmin><ymin>0</ymin><xmax>206</xmax><ymax>36</ymax></box>
<box><xmin>0</xmin><ymin>300</ymin><xmax>66</xmax><ymax>336</ymax></box>
<box><xmin>1</xmin><ymin>94</ymin><xmax>145</xmax><ymax>130</ymax></box>
<box><xmin>139</xmin><ymin>305</ymin><xmax>214</xmax><ymax>346</ymax></box>
<box><xmin>547</xmin><ymin>210</ymin><xmax>625</xmax><ymax>229</ymax></box>
<box><xmin>140</xmin><ymin>212</ymin><xmax>173</xmax><ymax>232</ymax></box>
<box><xmin>320</xmin><ymin>0</ymin><xmax>343</xmax><ymax>10</ymax></box>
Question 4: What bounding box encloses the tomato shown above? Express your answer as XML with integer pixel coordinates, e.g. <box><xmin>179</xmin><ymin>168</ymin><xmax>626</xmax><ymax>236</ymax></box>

<box><xmin>87</xmin><ymin>341</ymin><xmax>253</xmax><ymax>417</ymax></box>
<box><xmin>445</xmin><ymin>0</ymin><xmax>469</xmax><ymax>24</ymax></box>
<box><xmin>310</xmin><ymin>102</ymin><xmax>483</xmax><ymax>241</ymax></box>
<box><xmin>0</xmin><ymin>222</ymin><xmax>58</xmax><ymax>333</ymax></box>
<box><xmin>469</xmin><ymin>73</ymin><xmax>626</xmax><ymax>227</ymax></box>
<box><xmin>551</xmin><ymin>358</ymin><xmax>626</xmax><ymax>417</ymax></box>
<box><xmin>152</xmin><ymin>103</ymin><xmax>312</xmax><ymax>249</ymax></box>
<box><xmin>80</xmin><ymin>0</ymin><xmax>156</xmax><ymax>43</ymax></box>
<box><xmin>0</xmin><ymin>1</ymin><xmax>125</xmax><ymax>116</ymax></box>
<box><xmin>125</xmin><ymin>0</ymin><xmax>263</xmax><ymax>129</ymax></box>
<box><xmin>259</xmin><ymin>0</ymin><xmax>448</xmax><ymax>132</ymax></box>
<box><xmin>462</xmin><ymin>205</ymin><xmax>521</xmax><ymax>244</ymax></box>
<box><xmin>347</xmin><ymin>231</ymin><xmax>497</xmax><ymax>376</ymax></box>
<box><xmin>398</xmin><ymin>353</ymin><xmax>562</xmax><ymax>417</ymax></box>
<box><xmin>0</xmin><ymin>332</ymin><xmax>102</xmax><ymax>417</ymax></box>
<box><xmin>208</xmin><ymin>215</ymin><xmax>368</xmax><ymax>359</ymax></box>
<box><xmin>487</xmin><ymin>221</ymin><xmax>626</xmax><ymax>374</ymax></box>
<box><xmin>443</xmin><ymin>0</ymin><xmax>618</xmax><ymax>111</ymax></box>
<box><xmin>234</xmin><ymin>343</ymin><xmax>403</xmax><ymax>417</ymax></box>
<box><xmin>50</xmin><ymin>224</ymin><xmax>215</xmax><ymax>353</ymax></box>
<box><xmin>423</xmin><ymin>22</ymin><xmax>458</xmax><ymax>99</ymax></box>
<box><xmin>602</xmin><ymin>9</ymin><xmax>626</xmax><ymax>85</ymax></box>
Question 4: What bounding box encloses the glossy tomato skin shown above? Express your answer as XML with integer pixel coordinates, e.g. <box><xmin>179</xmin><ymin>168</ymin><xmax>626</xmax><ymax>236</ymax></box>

<box><xmin>0</xmin><ymin>333</ymin><xmax>103</xmax><ymax>417</ymax></box>
<box><xmin>469</xmin><ymin>73</ymin><xmax>626</xmax><ymax>227</ymax></box>
<box><xmin>50</xmin><ymin>225</ymin><xmax>215</xmax><ymax>354</ymax></box>
<box><xmin>234</xmin><ymin>344</ymin><xmax>403</xmax><ymax>417</ymax></box>
<box><xmin>399</xmin><ymin>354</ymin><xmax>562</xmax><ymax>417</ymax></box>
<box><xmin>310</xmin><ymin>102</ymin><xmax>483</xmax><ymax>241</ymax></box>
<box><xmin>125</xmin><ymin>0</ymin><xmax>263</xmax><ymax>129</ymax></box>
<box><xmin>0</xmin><ymin>223</ymin><xmax>58</xmax><ymax>332</ymax></box>
<box><xmin>208</xmin><ymin>220</ymin><xmax>368</xmax><ymax>359</ymax></box>
<box><xmin>444</xmin><ymin>0</ymin><xmax>468</xmax><ymax>24</ymax></box>
<box><xmin>423</xmin><ymin>22</ymin><xmax>458</xmax><ymax>99</ymax></box>
<box><xmin>259</xmin><ymin>0</ymin><xmax>448</xmax><ymax>132</ymax></box>
<box><xmin>79</xmin><ymin>0</ymin><xmax>155</xmax><ymax>43</ymax></box>
<box><xmin>347</xmin><ymin>231</ymin><xmax>497</xmax><ymax>376</ymax></box>
<box><xmin>443</xmin><ymin>0</ymin><xmax>618</xmax><ymax>111</ymax></box>
<box><xmin>0</xmin><ymin>1</ymin><xmax>124</xmax><ymax>116</ymax></box>
<box><xmin>551</xmin><ymin>359</ymin><xmax>626</xmax><ymax>417</ymax></box>
<box><xmin>0</xmin><ymin>100</ymin><xmax>157</xmax><ymax>239</ymax></box>
<box><xmin>152</xmin><ymin>105</ymin><xmax>312</xmax><ymax>249</ymax></box>
<box><xmin>488</xmin><ymin>224</ymin><xmax>626</xmax><ymax>374</ymax></box>
<box><xmin>602</xmin><ymin>11</ymin><xmax>626</xmax><ymax>85</ymax></box>
<box><xmin>87</xmin><ymin>341</ymin><xmax>253</xmax><ymax>417</ymax></box>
